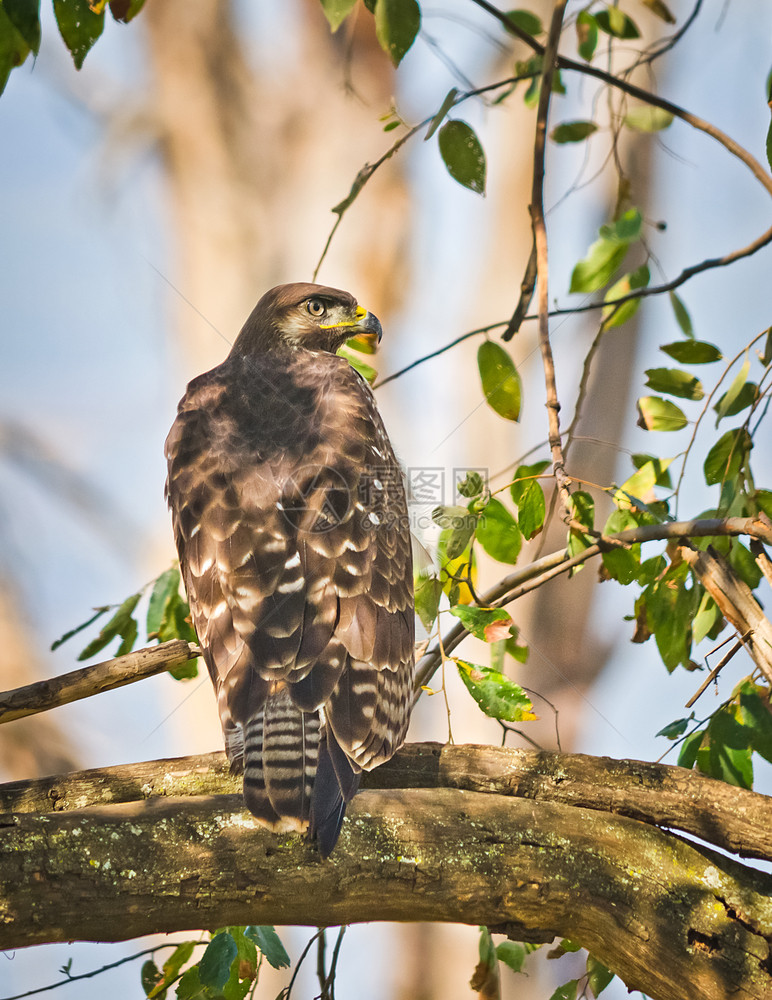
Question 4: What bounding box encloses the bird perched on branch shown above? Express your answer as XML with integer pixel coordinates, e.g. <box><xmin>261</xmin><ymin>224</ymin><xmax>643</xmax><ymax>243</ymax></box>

<box><xmin>165</xmin><ymin>283</ymin><xmax>415</xmax><ymax>855</ymax></box>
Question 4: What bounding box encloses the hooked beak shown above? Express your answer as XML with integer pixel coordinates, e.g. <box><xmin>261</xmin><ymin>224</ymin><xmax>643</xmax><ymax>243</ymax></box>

<box><xmin>347</xmin><ymin>306</ymin><xmax>382</xmax><ymax>352</ymax></box>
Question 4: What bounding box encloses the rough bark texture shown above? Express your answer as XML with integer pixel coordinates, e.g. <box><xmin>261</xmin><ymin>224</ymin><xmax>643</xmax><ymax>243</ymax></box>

<box><xmin>2</xmin><ymin>743</ymin><xmax>772</xmax><ymax>1000</ymax></box>
<box><xmin>0</xmin><ymin>640</ymin><xmax>198</xmax><ymax>725</ymax></box>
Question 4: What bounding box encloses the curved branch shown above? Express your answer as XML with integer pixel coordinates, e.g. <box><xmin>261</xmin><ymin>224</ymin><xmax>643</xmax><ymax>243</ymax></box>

<box><xmin>2</xmin><ymin>746</ymin><xmax>772</xmax><ymax>1000</ymax></box>
<box><xmin>4</xmin><ymin>742</ymin><xmax>771</xmax><ymax>863</ymax></box>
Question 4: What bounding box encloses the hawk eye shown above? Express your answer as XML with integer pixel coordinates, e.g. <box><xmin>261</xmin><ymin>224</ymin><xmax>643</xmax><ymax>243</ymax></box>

<box><xmin>306</xmin><ymin>298</ymin><xmax>325</xmax><ymax>318</ymax></box>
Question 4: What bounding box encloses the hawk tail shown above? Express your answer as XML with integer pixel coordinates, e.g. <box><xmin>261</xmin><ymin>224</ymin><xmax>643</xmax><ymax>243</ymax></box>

<box><xmin>243</xmin><ymin>686</ymin><xmax>319</xmax><ymax>832</ymax></box>
<box><xmin>241</xmin><ymin>687</ymin><xmax>358</xmax><ymax>855</ymax></box>
<box><xmin>309</xmin><ymin>726</ymin><xmax>360</xmax><ymax>858</ymax></box>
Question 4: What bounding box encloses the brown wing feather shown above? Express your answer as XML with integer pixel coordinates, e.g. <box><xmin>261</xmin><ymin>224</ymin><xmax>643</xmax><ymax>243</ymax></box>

<box><xmin>166</xmin><ymin>346</ymin><xmax>414</xmax><ymax>849</ymax></box>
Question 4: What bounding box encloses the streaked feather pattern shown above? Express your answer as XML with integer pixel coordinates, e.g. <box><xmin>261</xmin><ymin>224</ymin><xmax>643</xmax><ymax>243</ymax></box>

<box><xmin>165</xmin><ymin>283</ymin><xmax>414</xmax><ymax>855</ymax></box>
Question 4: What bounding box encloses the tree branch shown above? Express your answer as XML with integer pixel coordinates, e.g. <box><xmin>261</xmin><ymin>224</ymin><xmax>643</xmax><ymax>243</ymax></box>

<box><xmin>413</xmin><ymin>516</ymin><xmax>772</xmax><ymax>693</ymax></box>
<box><xmin>530</xmin><ymin>0</ymin><xmax>570</xmax><ymax>510</ymax></box>
<box><xmin>2</xmin><ymin>744</ymin><xmax>772</xmax><ymax>999</ymax></box>
<box><xmin>0</xmin><ymin>640</ymin><xmax>200</xmax><ymax>726</ymax></box>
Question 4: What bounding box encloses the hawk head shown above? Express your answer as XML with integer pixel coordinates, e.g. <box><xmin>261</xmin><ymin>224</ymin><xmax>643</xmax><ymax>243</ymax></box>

<box><xmin>231</xmin><ymin>282</ymin><xmax>382</xmax><ymax>357</ymax></box>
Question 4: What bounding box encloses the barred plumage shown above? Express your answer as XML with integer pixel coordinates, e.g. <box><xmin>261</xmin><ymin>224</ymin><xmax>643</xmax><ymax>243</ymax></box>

<box><xmin>165</xmin><ymin>283</ymin><xmax>415</xmax><ymax>855</ymax></box>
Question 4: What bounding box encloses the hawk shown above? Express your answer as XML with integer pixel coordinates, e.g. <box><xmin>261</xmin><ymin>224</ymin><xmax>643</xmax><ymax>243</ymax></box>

<box><xmin>165</xmin><ymin>282</ymin><xmax>415</xmax><ymax>855</ymax></box>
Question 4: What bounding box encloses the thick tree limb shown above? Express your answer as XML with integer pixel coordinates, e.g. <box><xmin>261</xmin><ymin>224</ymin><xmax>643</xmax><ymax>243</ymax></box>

<box><xmin>0</xmin><ymin>640</ymin><xmax>200</xmax><ymax>726</ymax></box>
<box><xmin>2</xmin><ymin>745</ymin><xmax>772</xmax><ymax>1000</ymax></box>
<box><xmin>3</xmin><ymin>743</ymin><xmax>772</xmax><ymax>863</ymax></box>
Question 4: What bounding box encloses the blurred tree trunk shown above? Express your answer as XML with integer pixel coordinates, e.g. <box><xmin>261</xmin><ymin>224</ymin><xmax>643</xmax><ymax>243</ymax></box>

<box><xmin>0</xmin><ymin>582</ymin><xmax>79</xmax><ymax>781</ymax></box>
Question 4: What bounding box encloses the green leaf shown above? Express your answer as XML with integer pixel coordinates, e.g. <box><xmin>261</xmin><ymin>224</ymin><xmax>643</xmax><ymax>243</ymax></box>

<box><xmin>636</xmin><ymin>396</ymin><xmax>688</xmax><ymax>432</ymax></box>
<box><xmin>693</xmin><ymin>591</ymin><xmax>722</xmax><ymax>645</ymax></box>
<box><xmin>601</xmin><ymin>508</ymin><xmax>640</xmax><ymax>584</ymax></box>
<box><xmin>761</xmin><ymin>326</ymin><xmax>772</xmax><ymax>365</ymax></box>
<box><xmin>644</xmin><ymin>367</ymin><xmax>703</xmax><ymax>400</ymax></box>
<box><xmin>415</xmin><ymin>572</ymin><xmax>442</xmax><ymax>631</ymax></box>
<box><xmin>425</xmin><ymin>87</ymin><xmax>458</xmax><ymax>141</ymax></box>
<box><xmin>438</xmin><ymin>529</ymin><xmax>476</xmax><ymax>605</ymax></box>
<box><xmin>601</xmin><ymin>263</ymin><xmax>650</xmax><ymax>328</ymax></box>
<box><xmin>570</xmin><ymin>209</ymin><xmax>642</xmax><ymax>292</ymax></box>
<box><xmin>477</xmin><ymin>340</ymin><xmax>521</xmax><ymax>420</ymax></box>
<box><xmin>700</xmin><ymin>709</ymin><xmax>754</xmax><ymax>788</ymax></box>
<box><xmin>433</xmin><ymin>505</ymin><xmax>477</xmax><ymax>559</ymax></box>
<box><xmin>548</xmin><ymin>981</ymin><xmax>578</xmax><ymax>1000</ymax></box>
<box><xmin>496</xmin><ymin>941</ymin><xmax>526</xmax><ymax>972</ymax></box>
<box><xmin>678</xmin><ymin>728</ymin><xmax>704</xmax><ymax>768</ymax></box>
<box><xmin>108</xmin><ymin>0</ymin><xmax>146</xmax><ymax>24</ymax></box>
<box><xmin>656</xmin><ymin>717</ymin><xmax>691</xmax><ymax>740</ymax></box>
<box><xmin>456</xmin><ymin>470</ymin><xmax>486</xmax><ymax>498</ymax></box>
<box><xmin>200</xmin><ymin>932</ymin><xmax>238</xmax><ymax>990</ymax></box>
<box><xmin>738</xmin><ymin>685</ymin><xmax>772</xmax><ymax>764</ymax></box>
<box><xmin>115</xmin><ymin>616</ymin><xmax>138</xmax><ymax>657</ymax></box>
<box><xmin>147</xmin><ymin>567</ymin><xmax>181</xmax><ymax>637</ymax></box>
<box><xmin>244</xmin><ymin>926</ymin><xmax>291</xmax><ymax>970</ymax></box>
<box><xmin>50</xmin><ymin>606</ymin><xmax>110</xmax><ymax>651</ymax></box>
<box><xmin>729</xmin><ymin>541</ymin><xmax>762</xmax><ymax>589</ymax></box>
<box><xmin>586</xmin><ymin>955</ymin><xmax>614</xmax><ymax>996</ymax></box>
<box><xmin>142</xmin><ymin>961</ymin><xmax>165</xmax><ymax>999</ymax></box>
<box><xmin>510</xmin><ymin>461</ymin><xmax>548</xmax><ymax>539</ymax></box>
<box><xmin>623</xmin><ymin>104</ymin><xmax>674</xmax><ymax>132</ymax></box>
<box><xmin>594</xmin><ymin>6</ymin><xmax>640</xmax><ymax>38</ymax></box>
<box><xmin>4</xmin><ymin>0</ymin><xmax>41</xmax><ymax>54</ymax></box>
<box><xmin>669</xmin><ymin>292</ymin><xmax>694</xmax><ymax>337</ymax></box>
<box><xmin>641</xmin><ymin>0</ymin><xmax>675</xmax><ymax>21</ymax></box>
<box><xmin>438</xmin><ymin>119</ymin><xmax>487</xmax><ymax>194</ymax></box>
<box><xmin>175</xmin><ymin>966</ymin><xmax>205</xmax><ymax>1000</ymax></box>
<box><xmin>714</xmin><ymin>357</ymin><xmax>751</xmax><ymax>426</ymax></box>
<box><xmin>755</xmin><ymin>489</ymin><xmax>772</xmax><ymax>520</ymax></box>
<box><xmin>456</xmin><ymin>660</ymin><xmax>536</xmax><ymax>722</ymax></box>
<box><xmin>631</xmin><ymin>453</ymin><xmax>673</xmax><ymax>488</ymax></box>
<box><xmin>337</xmin><ymin>344</ymin><xmax>377</xmax><ymax>383</ymax></box>
<box><xmin>161</xmin><ymin>942</ymin><xmax>196</xmax><ymax>987</ymax></box>
<box><xmin>550</xmin><ymin>120</ymin><xmax>598</xmax><ymax>143</ymax></box>
<box><xmin>566</xmin><ymin>491</ymin><xmax>595</xmax><ymax>569</ymax></box>
<box><xmin>703</xmin><ymin>428</ymin><xmax>752</xmax><ymax>486</ymax></box>
<box><xmin>0</xmin><ymin>4</ymin><xmax>31</xmax><ymax>95</ymax></box>
<box><xmin>374</xmin><ymin>0</ymin><xmax>420</xmax><ymax>65</ymax></box>
<box><xmin>503</xmin><ymin>9</ymin><xmax>543</xmax><ymax>35</ymax></box>
<box><xmin>476</xmin><ymin>497</ymin><xmax>522</xmax><ymax>563</ymax></box>
<box><xmin>53</xmin><ymin>0</ymin><xmax>104</xmax><ymax>69</ymax></box>
<box><xmin>319</xmin><ymin>0</ymin><xmax>357</xmax><ymax>31</ymax></box>
<box><xmin>648</xmin><ymin>562</ymin><xmax>696</xmax><ymax>670</ymax></box>
<box><xmin>714</xmin><ymin>381</ymin><xmax>758</xmax><ymax>421</ymax></box>
<box><xmin>575</xmin><ymin>10</ymin><xmax>597</xmax><ymax>60</ymax></box>
<box><xmin>77</xmin><ymin>593</ymin><xmax>141</xmax><ymax>661</ymax></box>
<box><xmin>660</xmin><ymin>340</ymin><xmax>722</xmax><ymax>364</ymax></box>
<box><xmin>767</xmin><ymin>117</ymin><xmax>772</xmax><ymax>175</ymax></box>
<box><xmin>449</xmin><ymin>604</ymin><xmax>513</xmax><ymax>642</ymax></box>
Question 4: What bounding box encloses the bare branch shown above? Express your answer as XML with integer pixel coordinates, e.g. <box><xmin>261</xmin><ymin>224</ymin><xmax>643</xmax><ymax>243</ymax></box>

<box><xmin>0</xmin><ymin>639</ymin><xmax>200</xmax><ymax>726</ymax></box>
<box><xmin>531</xmin><ymin>0</ymin><xmax>571</xmax><ymax>511</ymax></box>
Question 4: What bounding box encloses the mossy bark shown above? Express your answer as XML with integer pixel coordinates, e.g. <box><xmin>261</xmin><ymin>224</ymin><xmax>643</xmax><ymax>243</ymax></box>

<box><xmin>2</xmin><ymin>743</ymin><xmax>772</xmax><ymax>1000</ymax></box>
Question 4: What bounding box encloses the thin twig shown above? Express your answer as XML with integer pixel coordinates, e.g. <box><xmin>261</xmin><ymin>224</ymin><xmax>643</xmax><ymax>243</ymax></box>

<box><xmin>502</xmin><ymin>236</ymin><xmax>537</xmax><ymax>341</ymax></box>
<box><xmin>374</xmin><ymin>322</ymin><xmax>506</xmax><ymax>388</ymax></box>
<box><xmin>0</xmin><ymin>944</ymin><xmax>183</xmax><ymax>1000</ymax></box>
<box><xmin>685</xmin><ymin>634</ymin><xmax>748</xmax><ymax>709</ymax></box>
<box><xmin>531</xmin><ymin>0</ymin><xmax>571</xmax><ymax>513</ymax></box>
<box><xmin>469</xmin><ymin>0</ymin><xmax>772</xmax><ymax>199</ymax></box>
